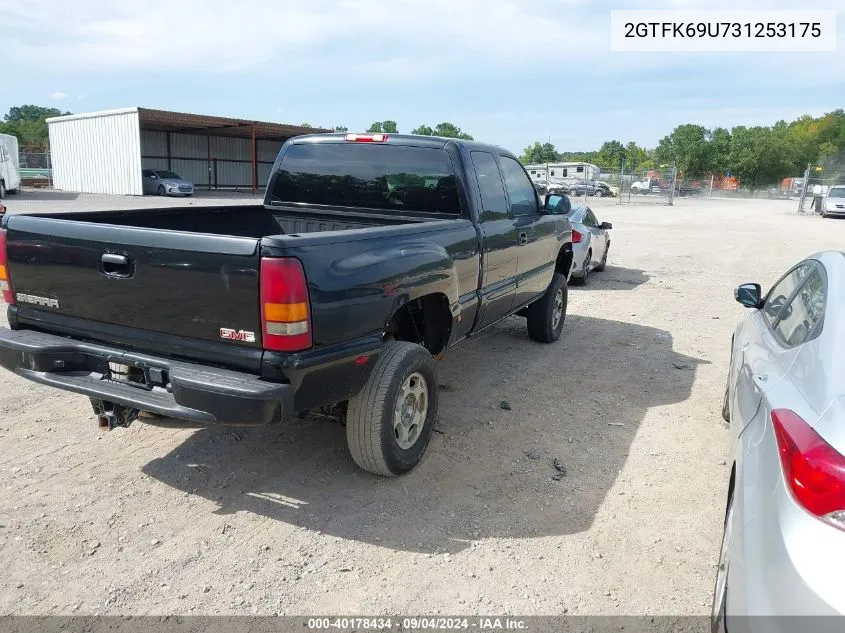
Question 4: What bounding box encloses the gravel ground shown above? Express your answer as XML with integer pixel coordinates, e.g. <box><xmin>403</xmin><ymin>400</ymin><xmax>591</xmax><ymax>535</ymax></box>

<box><xmin>0</xmin><ymin>191</ymin><xmax>838</xmax><ymax>616</ymax></box>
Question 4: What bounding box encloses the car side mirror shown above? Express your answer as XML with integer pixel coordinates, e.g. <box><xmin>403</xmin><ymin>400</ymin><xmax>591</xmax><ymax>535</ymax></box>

<box><xmin>600</xmin><ymin>221</ymin><xmax>613</xmax><ymax>230</ymax></box>
<box><xmin>544</xmin><ymin>194</ymin><xmax>571</xmax><ymax>215</ymax></box>
<box><xmin>735</xmin><ymin>283</ymin><xmax>762</xmax><ymax>308</ymax></box>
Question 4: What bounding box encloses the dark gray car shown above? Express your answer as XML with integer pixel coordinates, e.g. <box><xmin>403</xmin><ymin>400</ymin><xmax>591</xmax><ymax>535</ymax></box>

<box><xmin>142</xmin><ymin>169</ymin><xmax>194</xmax><ymax>196</ymax></box>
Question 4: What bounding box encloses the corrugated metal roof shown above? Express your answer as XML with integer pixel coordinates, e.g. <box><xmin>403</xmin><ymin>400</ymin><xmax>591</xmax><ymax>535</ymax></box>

<box><xmin>138</xmin><ymin>108</ymin><xmax>328</xmax><ymax>140</ymax></box>
<box><xmin>48</xmin><ymin>107</ymin><xmax>328</xmax><ymax>141</ymax></box>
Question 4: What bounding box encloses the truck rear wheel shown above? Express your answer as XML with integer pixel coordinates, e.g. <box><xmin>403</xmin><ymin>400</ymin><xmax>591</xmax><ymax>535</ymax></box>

<box><xmin>346</xmin><ymin>341</ymin><xmax>439</xmax><ymax>476</ymax></box>
<box><xmin>525</xmin><ymin>273</ymin><xmax>567</xmax><ymax>343</ymax></box>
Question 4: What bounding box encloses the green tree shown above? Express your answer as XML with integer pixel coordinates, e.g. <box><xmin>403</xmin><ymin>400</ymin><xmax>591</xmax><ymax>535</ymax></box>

<box><xmin>333</xmin><ymin>125</ymin><xmax>349</xmax><ymax>133</ymax></box>
<box><xmin>596</xmin><ymin>140</ymin><xmax>625</xmax><ymax>169</ymax></box>
<box><xmin>4</xmin><ymin>105</ymin><xmax>70</xmax><ymax>123</ymax></box>
<box><xmin>412</xmin><ymin>122</ymin><xmax>473</xmax><ymax>140</ymax></box>
<box><xmin>624</xmin><ymin>142</ymin><xmax>652</xmax><ymax>171</ymax></box>
<box><xmin>0</xmin><ymin>104</ymin><xmax>71</xmax><ymax>149</ymax></box>
<box><xmin>367</xmin><ymin>120</ymin><xmax>398</xmax><ymax>134</ymax></box>
<box><xmin>727</xmin><ymin>125</ymin><xmax>795</xmax><ymax>189</ymax></box>
<box><xmin>521</xmin><ymin>141</ymin><xmax>559</xmax><ymax>164</ymax></box>
<box><xmin>655</xmin><ymin>124</ymin><xmax>713</xmax><ymax>177</ymax></box>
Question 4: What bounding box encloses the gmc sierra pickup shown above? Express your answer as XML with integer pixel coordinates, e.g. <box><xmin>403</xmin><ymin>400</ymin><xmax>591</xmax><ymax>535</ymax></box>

<box><xmin>0</xmin><ymin>133</ymin><xmax>574</xmax><ymax>476</ymax></box>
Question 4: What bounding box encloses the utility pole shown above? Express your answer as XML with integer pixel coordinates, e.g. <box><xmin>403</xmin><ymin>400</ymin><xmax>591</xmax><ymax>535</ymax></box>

<box><xmin>797</xmin><ymin>163</ymin><xmax>811</xmax><ymax>213</ymax></box>
<box><xmin>668</xmin><ymin>164</ymin><xmax>677</xmax><ymax>206</ymax></box>
<box><xmin>709</xmin><ymin>174</ymin><xmax>715</xmax><ymax>199</ymax></box>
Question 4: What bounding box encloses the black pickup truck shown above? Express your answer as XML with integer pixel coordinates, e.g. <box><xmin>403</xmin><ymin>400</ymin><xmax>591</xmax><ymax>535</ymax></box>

<box><xmin>0</xmin><ymin>133</ymin><xmax>574</xmax><ymax>476</ymax></box>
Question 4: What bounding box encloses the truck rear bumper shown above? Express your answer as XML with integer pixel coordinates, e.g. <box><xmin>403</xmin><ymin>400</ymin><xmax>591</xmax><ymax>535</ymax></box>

<box><xmin>0</xmin><ymin>327</ymin><xmax>293</xmax><ymax>426</ymax></box>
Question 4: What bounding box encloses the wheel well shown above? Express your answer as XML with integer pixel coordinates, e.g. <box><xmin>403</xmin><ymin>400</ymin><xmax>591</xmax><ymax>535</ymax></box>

<box><xmin>555</xmin><ymin>244</ymin><xmax>574</xmax><ymax>278</ymax></box>
<box><xmin>385</xmin><ymin>293</ymin><xmax>452</xmax><ymax>357</ymax></box>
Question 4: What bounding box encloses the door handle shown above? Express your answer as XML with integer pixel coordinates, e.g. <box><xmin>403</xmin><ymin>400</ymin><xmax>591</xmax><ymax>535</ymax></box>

<box><xmin>518</xmin><ymin>232</ymin><xmax>528</xmax><ymax>246</ymax></box>
<box><xmin>100</xmin><ymin>253</ymin><xmax>133</xmax><ymax>278</ymax></box>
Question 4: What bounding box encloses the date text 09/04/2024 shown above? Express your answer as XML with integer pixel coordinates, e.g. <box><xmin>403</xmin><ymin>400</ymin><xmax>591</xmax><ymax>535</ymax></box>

<box><xmin>307</xmin><ymin>618</ymin><xmax>529</xmax><ymax>630</ymax></box>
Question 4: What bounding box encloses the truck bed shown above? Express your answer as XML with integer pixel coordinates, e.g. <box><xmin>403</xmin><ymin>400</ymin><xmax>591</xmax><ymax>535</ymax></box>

<box><xmin>33</xmin><ymin>204</ymin><xmax>428</xmax><ymax>238</ymax></box>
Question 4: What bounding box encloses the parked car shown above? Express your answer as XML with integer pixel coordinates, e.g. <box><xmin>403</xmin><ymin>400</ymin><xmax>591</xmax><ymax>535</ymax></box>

<box><xmin>596</xmin><ymin>181</ymin><xmax>618</xmax><ymax>197</ymax></box>
<box><xmin>0</xmin><ymin>133</ymin><xmax>575</xmax><ymax>477</ymax></box>
<box><xmin>820</xmin><ymin>185</ymin><xmax>845</xmax><ymax>217</ymax></box>
<box><xmin>142</xmin><ymin>169</ymin><xmax>194</xmax><ymax>196</ymax></box>
<box><xmin>569</xmin><ymin>180</ymin><xmax>603</xmax><ymax>197</ymax></box>
<box><xmin>0</xmin><ymin>133</ymin><xmax>21</xmax><ymax>198</ymax></box>
<box><xmin>714</xmin><ymin>252</ymin><xmax>844</xmax><ymax>630</ymax></box>
<box><xmin>565</xmin><ymin>204</ymin><xmax>612</xmax><ymax>285</ymax></box>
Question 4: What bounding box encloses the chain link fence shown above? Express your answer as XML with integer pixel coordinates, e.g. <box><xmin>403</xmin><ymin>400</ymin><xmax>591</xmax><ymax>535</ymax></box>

<box><xmin>18</xmin><ymin>149</ymin><xmax>52</xmax><ymax>187</ymax></box>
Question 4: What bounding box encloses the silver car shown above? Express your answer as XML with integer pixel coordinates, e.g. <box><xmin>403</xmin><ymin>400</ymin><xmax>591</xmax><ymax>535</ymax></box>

<box><xmin>714</xmin><ymin>251</ymin><xmax>845</xmax><ymax>631</ymax></box>
<box><xmin>566</xmin><ymin>204</ymin><xmax>612</xmax><ymax>285</ymax></box>
<box><xmin>142</xmin><ymin>169</ymin><xmax>194</xmax><ymax>196</ymax></box>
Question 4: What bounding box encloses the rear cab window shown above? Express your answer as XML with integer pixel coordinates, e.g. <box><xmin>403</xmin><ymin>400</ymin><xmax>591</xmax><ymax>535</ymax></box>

<box><xmin>268</xmin><ymin>143</ymin><xmax>462</xmax><ymax>216</ymax></box>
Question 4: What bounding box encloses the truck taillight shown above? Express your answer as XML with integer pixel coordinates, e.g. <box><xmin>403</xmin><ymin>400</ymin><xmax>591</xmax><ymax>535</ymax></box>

<box><xmin>572</xmin><ymin>229</ymin><xmax>583</xmax><ymax>243</ymax></box>
<box><xmin>260</xmin><ymin>257</ymin><xmax>312</xmax><ymax>352</ymax></box>
<box><xmin>344</xmin><ymin>133</ymin><xmax>388</xmax><ymax>143</ymax></box>
<box><xmin>772</xmin><ymin>408</ymin><xmax>845</xmax><ymax>531</ymax></box>
<box><xmin>0</xmin><ymin>229</ymin><xmax>14</xmax><ymax>305</ymax></box>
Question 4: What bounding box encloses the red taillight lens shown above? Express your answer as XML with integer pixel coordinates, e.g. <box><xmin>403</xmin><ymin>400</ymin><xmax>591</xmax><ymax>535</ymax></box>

<box><xmin>0</xmin><ymin>229</ymin><xmax>14</xmax><ymax>305</ymax></box>
<box><xmin>344</xmin><ymin>133</ymin><xmax>388</xmax><ymax>143</ymax></box>
<box><xmin>772</xmin><ymin>408</ymin><xmax>845</xmax><ymax>528</ymax></box>
<box><xmin>260</xmin><ymin>257</ymin><xmax>311</xmax><ymax>352</ymax></box>
<box><xmin>572</xmin><ymin>229</ymin><xmax>582</xmax><ymax>243</ymax></box>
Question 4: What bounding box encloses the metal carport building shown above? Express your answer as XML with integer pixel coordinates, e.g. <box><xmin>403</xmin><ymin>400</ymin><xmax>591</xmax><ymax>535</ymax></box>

<box><xmin>47</xmin><ymin>107</ymin><xmax>327</xmax><ymax>196</ymax></box>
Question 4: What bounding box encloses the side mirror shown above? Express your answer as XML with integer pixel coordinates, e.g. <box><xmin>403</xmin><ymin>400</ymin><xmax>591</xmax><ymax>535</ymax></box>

<box><xmin>735</xmin><ymin>283</ymin><xmax>762</xmax><ymax>308</ymax></box>
<box><xmin>600</xmin><ymin>221</ymin><xmax>613</xmax><ymax>230</ymax></box>
<box><xmin>544</xmin><ymin>194</ymin><xmax>571</xmax><ymax>215</ymax></box>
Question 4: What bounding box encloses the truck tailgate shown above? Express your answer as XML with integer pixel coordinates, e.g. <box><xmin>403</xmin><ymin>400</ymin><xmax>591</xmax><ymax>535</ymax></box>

<box><xmin>5</xmin><ymin>215</ymin><xmax>262</xmax><ymax>350</ymax></box>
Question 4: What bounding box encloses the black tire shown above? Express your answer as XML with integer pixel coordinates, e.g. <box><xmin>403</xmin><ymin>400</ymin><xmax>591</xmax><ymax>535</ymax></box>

<box><xmin>526</xmin><ymin>272</ymin><xmax>567</xmax><ymax>343</ymax></box>
<box><xmin>573</xmin><ymin>251</ymin><xmax>591</xmax><ymax>286</ymax></box>
<box><xmin>157</xmin><ymin>184</ymin><xmax>166</xmax><ymax>196</ymax></box>
<box><xmin>594</xmin><ymin>189</ymin><xmax>603</xmax><ymax>197</ymax></box>
<box><xmin>346</xmin><ymin>342</ymin><xmax>438</xmax><ymax>476</ymax></box>
<box><xmin>594</xmin><ymin>244</ymin><xmax>609</xmax><ymax>272</ymax></box>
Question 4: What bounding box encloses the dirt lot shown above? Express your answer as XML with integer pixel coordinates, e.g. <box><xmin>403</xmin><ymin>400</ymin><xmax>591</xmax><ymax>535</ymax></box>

<box><xmin>0</xmin><ymin>192</ymin><xmax>838</xmax><ymax>616</ymax></box>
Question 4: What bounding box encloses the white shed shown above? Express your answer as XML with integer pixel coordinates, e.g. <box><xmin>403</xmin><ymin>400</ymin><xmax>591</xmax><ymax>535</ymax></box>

<box><xmin>46</xmin><ymin>108</ymin><xmax>326</xmax><ymax>196</ymax></box>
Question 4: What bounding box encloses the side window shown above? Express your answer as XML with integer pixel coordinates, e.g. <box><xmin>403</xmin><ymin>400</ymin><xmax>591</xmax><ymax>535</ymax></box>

<box><xmin>576</xmin><ymin>166</ymin><xmax>584</xmax><ymax>173</ymax></box>
<box><xmin>471</xmin><ymin>151</ymin><xmax>509</xmax><ymax>221</ymax></box>
<box><xmin>142</xmin><ymin>170</ymin><xmax>152</xmax><ymax>177</ymax></box>
<box><xmin>774</xmin><ymin>266</ymin><xmax>826</xmax><ymax>347</ymax></box>
<box><xmin>583</xmin><ymin>209</ymin><xmax>598</xmax><ymax>227</ymax></box>
<box><xmin>499</xmin><ymin>156</ymin><xmax>539</xmax><ymax>216</ymax></box>
<box><xmin>762</xmin><ymin>263</ymin><xmax>812</xmax><ymax>329</ymax></box>
<box><xmin>562</xmin><ymin>168</ymin><xmax>568</xmax><ymax>177</ymax></box>
<box><xmin>550</xmin><ymin>170</ymin><xmax>555</xmax><ymax>177</ymax></box>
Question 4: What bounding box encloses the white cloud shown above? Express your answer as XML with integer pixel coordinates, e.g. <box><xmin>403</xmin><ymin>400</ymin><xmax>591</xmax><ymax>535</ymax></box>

<box><xmin>51</xmin><ymin>91</ymin><xmax>69</xmax><ymax>100</ymax></box>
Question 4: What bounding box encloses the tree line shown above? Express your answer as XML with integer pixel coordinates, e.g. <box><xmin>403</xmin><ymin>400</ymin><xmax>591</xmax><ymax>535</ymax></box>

<box><xmin>5</xmin><ymin>105</ymin><xmax>844</xmax><ymax>188</ymax></box>
<box><xmin>521</xmin><ymin>110</ymin><xmax>845</xmax><ymax>189</ymax></box>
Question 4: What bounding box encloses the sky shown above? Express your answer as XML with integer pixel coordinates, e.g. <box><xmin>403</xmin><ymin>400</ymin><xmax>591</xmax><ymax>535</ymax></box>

<box><xmin>1</xmin><ymin>0</ymin><xmax>843</xmax><ymax>155</ymax></box>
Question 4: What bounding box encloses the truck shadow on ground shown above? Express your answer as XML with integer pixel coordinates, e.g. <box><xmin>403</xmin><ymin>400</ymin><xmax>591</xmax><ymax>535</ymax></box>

<box><xmin>581</xmin><ymin>265</ymin><xmax>649</xmax><ymax>290</ymax></box>
<box><xmin>142</xmin><ymin>315</ymin><xmax>706</xmax><ymax>554</ymax></box>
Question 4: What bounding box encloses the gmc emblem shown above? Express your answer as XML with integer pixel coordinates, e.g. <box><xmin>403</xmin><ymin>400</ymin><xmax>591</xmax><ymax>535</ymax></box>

<box><xmin>219</xmin><ymin>328</ymin><xmax>256</xmax><ymax>343</ymax></box>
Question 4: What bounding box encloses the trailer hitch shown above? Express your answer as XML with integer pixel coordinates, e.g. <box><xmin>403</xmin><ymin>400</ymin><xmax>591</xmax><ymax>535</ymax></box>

<box><xmin>90</xmin><ymin>398</ymin><xmax>139</xmax><ymax>430</ymax></box>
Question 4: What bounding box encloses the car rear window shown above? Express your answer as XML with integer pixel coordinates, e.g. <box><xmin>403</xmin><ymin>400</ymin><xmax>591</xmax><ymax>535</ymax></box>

<box><xmin>268</xmin><ymin>143</ymin><xmax>461</xmax><ymax>215</ymax></box>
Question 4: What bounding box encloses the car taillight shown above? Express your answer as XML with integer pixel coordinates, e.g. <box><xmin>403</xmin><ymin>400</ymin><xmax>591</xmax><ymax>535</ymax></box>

<box><xmin>772</xmin><ymin>408</ymin><xmax>845</xmax><ymax>530</ymax></box>
<box><xmin>260</xmin><ymin>257</ymin><xmax>312</xmax><ymax>352</ymax></box>
<box><xmin>572</xmin><ymin>229</ymin><xmax>583</xmax><ymax>243</ymax></box>
<box><xmin>0</xmin><ymin>229</ymin><xmax>14</xmax><ymax>305</ymax></box>
<box><xmin>344</xmin><ymin>133</ymin><xmax>388</xmax><ymax>143</ymax></box>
